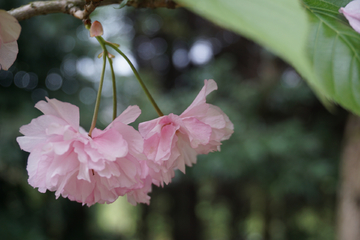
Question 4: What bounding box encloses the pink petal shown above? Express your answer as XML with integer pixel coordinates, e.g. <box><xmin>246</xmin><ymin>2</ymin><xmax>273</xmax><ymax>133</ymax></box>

<box><xmin>19</xmin><ymin>115</ymin><xmax>65</xmax><ymax>136</ymax></box>
<box><xmin>181</xmin><ymin>79</ymin><xmax>217</xmax><ymax>118</ymax></box>
<box><xmin>0</xmin><ymin>41</ymin><xmax>18</xmax><ymax>70</ymax></box>
<box><xmin>91</xmin><ymin>128</ymin><xmax>128</xmax><ymax>160</ymax></box>
<box><xmin>207</xmin><ymin>105</ymin><xmax>234</xmax><ymax>140</ymax></box>
<box><xmin>27</xmin><ymin>148</ymin><xmax>49</xmax><ymax>188</ymax></box>
<box><xmin>17</xmin><ymin>136</ymin><xmax>45</xmax><ymax>152</ymax></box>
<box><xmin>139</xmin><ymin>117</ymin><xmax>164</xmax><ymax>138</ymax></box>
<box><xmin>200</xmin><ymin>105</ymin><xmax>226</xmax><ymax>129</ymax></box>
<box><xmin>110</xmin><ymin>105</ymin><xmax>141</xmax><ymax>126</ymax></box>
<box><xmin>0</xmin><ymin>10</ymin><xmax>21</xmax><ymax>43</ymax></box>
<box><xmin>118</xmin><ymin>157</ymin><xmax>139</xmax><ymax>181</ymax></box>
<box><xmin>52</xmin><ymin>140</ymin><xmax>73</xmax><ymax>155</ymax></box>
<box><xmin>174</xmin><ymin>135</ymin><xmax>197</xmax><ymax>173</ymax></box>
<box><xmin>35</xmin><ymin>98</ymin><xmax>80</xmax><ymax>131</ymax></box>
<box><xmin>46</xmin><ymin>151</ymin><xmax>79</xmax><ymax>180</ymax></box>
<box><xmin>143</xmin><ymin>134</ymin><xmax>160</xmax><ymax>161</ymax></box>
<box><xmin>111</xmin><ymin>121</ymin><xmax>143</xmax><ymax>152</ymax></box>
<box><xmin>182</xmin><ymin>117</ymin><xmax>212</xmax><ymax>148</ymax></box>
<box><xmin>340</xmin><ymin>0</ymin><xmax>360</xmax><ymax>33</ymax></box>
<box><xmin>97</xmin><ymin>161</ymin><xmax>121</xmax><ymax>179</ymax></box>
<box><xmin>17</xmin><ymin>115</ymin><xmax>68</xmax><ymax>152</ymax></box>
<box><xmin>63</xmin><ymin>174</ymin><xmax>95</xmax><ymax>204</ymax></box>
<box><xmin>156</xmin><ymin>121</ymin><xmax>179</xmax><ymax>161</ymax></box>
<box><xmin>126</xmin><ymin>176</ymin><xmax>152</xmax><ymax>205</ymax></box>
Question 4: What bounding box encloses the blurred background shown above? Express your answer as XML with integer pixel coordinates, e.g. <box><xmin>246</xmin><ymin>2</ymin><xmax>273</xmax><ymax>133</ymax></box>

<box><xmin>0</xmin><ymin>1</ymin><xmax>348</xmax><ymax>239</ymax></box>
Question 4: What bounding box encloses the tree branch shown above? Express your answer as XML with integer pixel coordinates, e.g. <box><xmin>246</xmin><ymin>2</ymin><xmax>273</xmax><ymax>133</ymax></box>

<box><xmin>337</xmin><ymin>114</ymin><xmax>360</xmax><ymax>240</ymax></box>
<box><xmin>8</xmin><ymin>0</ymin><xmax>179</xmax><ymax>21</ymax></box>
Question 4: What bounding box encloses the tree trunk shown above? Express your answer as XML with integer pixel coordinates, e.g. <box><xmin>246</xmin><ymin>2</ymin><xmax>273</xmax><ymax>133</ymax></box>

<box><xmin>337</xmin><ymin>114</ymin><xmax>360</xmax><ymax>240</ymax></box>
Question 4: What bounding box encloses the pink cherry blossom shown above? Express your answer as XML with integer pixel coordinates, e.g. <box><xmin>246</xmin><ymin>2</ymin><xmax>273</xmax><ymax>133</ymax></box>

<box><xmin>0</xmin><ymin>10</ymin><xmax>21</xmax><ymax>70</ymax></box>
<box><xmin>339</xmin><ymin>0</ymin><xmax>360</xmax><ymax>33</ymax></box>
<box><xmin>17</xmin><ymin>98</ymin><xmax>151</xmax><ymax>206</ymax></box>
<box><xmin>139</xmin><ymin>79</ymin><xmax>234</xmax><ymax>185</ymax></box>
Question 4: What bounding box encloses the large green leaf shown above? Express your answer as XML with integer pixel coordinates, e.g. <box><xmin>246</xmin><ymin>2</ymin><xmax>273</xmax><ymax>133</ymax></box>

<box><xmin>175</xmin><ymin>0</ymin><xmax>360</xmax><ymax>115</ymax></box>
<box><xmin>303</xmin><ymin>0</ymin><xmax>360</xmax><ymax>114</ymax></box>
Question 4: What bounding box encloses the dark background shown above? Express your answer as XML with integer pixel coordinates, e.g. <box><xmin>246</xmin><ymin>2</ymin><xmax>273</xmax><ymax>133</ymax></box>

<box><xmin>0</xmin><ymin>1</ymin><xmax>347</xmax><ymax>239</ymax></box>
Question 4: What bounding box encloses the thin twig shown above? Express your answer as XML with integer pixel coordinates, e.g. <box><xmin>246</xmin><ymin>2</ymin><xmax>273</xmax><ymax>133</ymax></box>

<box><xmin>8</xmin><ymin>0</ymin><xmax>179</xmax><ymax>21</ymax></box>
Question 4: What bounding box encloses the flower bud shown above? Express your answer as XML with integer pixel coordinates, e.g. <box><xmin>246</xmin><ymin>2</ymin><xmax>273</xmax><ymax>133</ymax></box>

<box><xmin>90</xmin><ymin>21</ymin><xmax>104</xmax><ymax>37</ymax></box>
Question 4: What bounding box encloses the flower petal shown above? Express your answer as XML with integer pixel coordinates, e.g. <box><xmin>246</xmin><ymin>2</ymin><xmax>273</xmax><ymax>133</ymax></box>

<box><xmin>0</xmin><ymin>41</ymin><xmax>18</xmax><ymax>70</ymax></box>
<box><xmin>91</xmin><ymin>128</ymin><xmax>128</xmax><ymax>160</ymax></box>
<box><xmin>110</xmin><ymin>105</ymin><xmax>141</xmax><ymax>126</ymax></box>
<box><xmin>181</xmin><ymin>79</ymin><xmax>217</xmax><ymax>118</ymax></box>
<box><xmin>182</xmin><ymin>117</ymin><xmax>212</xmax><ymax>148</ymax></box>
<box><xmin>0</xmin><ymin>10</ymin><xmax>21</xmax><ymax>43</ymax></box>
<box><xmin>340</xmin><ymin>0</ymin><xmax>360</xmax><ymax>33</ymax></box>
<box><xmin>35</xmin><ymin>98</ymin><xmax>80</xmax><ymax>131</ymax></box>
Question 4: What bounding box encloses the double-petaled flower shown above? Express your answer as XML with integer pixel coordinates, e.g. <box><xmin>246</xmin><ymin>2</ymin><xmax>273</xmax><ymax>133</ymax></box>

<box><xmin>139</xmin><ymin>80</ymin><xmax>234</xmax><ymax>186</ymax></box>
<box><xmin>17</xmin><ymin>98</ymin><xmax>151</xmax><ymax>206</ymax></box>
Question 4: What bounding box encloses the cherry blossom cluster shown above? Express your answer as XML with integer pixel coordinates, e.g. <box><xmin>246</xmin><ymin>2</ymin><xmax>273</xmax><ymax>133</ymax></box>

<box><xmin>3</xmin><ymin>9</ymin><xmax>233</xmax><ymax>206</ymax></box>
<box><xmin>17</xmin><ymin>80</ymin><xmax>234</xmax><ymax>206</ymax></box>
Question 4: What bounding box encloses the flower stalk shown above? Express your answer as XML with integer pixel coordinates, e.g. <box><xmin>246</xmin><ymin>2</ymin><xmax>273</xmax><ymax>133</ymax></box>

<box><xmin>86</xmin><ymin>20</ymin><xmax>163</xmax><ymax>137</ymax></box>
<box><xmin>105</xmin><ymin>42</ymin><xmax>164</xmax><ymax>117</ymax></box>
<box><xmin>88</xmin><ymin>36</ymin><xmax>107</xmax><ymax>137</ymax></box>
<box><xmin>108</xmin><ymin>56</ymin><xmax>117</xmax><ymax>120</ymax></box>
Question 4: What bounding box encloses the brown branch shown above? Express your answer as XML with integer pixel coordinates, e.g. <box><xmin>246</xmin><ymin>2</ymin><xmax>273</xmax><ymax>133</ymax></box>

<box><xmin>8</xmin><ymin>0</ymin><xmax>179</xmax><ymax>21</ymax></box>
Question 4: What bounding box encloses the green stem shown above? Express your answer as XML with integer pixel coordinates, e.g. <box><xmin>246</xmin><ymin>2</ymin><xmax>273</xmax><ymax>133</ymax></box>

<box><xmin>88</xmin><ymin>37</ymin><xmax>107</xmax><ymax>137</ymax></box>
<box><xmin>105</xmin><ymin>41</ymin><xmax>164</xmax><ymax>117</ymax></box>
<box><xmin>108</xmin><ymin>57</ymin><xmax>117</xmax><ymax>120</ymax></box>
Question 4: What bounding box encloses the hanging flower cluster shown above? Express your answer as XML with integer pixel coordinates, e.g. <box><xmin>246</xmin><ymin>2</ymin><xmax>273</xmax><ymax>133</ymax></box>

<box><xmin>16</xmin><ymin>21</ymin><xmax>234</xmax><ymax>206</ymax></box>
<box><xmin>17</xmin><ymin>80</ymin><xmax>233</xmax><ymax>206</ymax></box>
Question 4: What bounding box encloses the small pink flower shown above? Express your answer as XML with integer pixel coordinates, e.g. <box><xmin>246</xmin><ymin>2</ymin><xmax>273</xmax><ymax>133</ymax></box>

<box><xmin>340</xmin><ymin>0</ymin><xmax>360</xmax><ymax>33</ymax></box>
<box><xmin>17</xmin><ymin>98</ymin><xmax>150</xmax><ymax>206</ymax></box>
<box><xmin>0</xmin><ymin>10</ymin><xmax>21</xmax><ymax>70</ymax></box>
<box><xmin>90</xmin><ymin>20</ymin><xmax>104</xmax><ymax>37</ymax></box>
<box><xmin>139</xmin><ymin>80</ymin><xmax>234</xmax><ymax>185</ymax></box>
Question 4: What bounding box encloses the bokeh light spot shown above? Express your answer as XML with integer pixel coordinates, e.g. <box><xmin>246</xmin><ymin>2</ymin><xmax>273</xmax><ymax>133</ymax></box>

<box><xmin>45</xmin><ymin>73</ymin><xmax>63</xmax><ymax>91</ymax></box>
<box><xmin>79</xmin><ymin>87</ymin><xmax>96</xmax><ymax>105</ymax></box>
<box><xmin>172</xmin><ymin>49</ymin><xmax>189</xmax><ymax>69</ymax></box>
<box><xmin>189</xmin><ymin>40</ymin><xmax>213</xmax><ymax>65</ymax></box>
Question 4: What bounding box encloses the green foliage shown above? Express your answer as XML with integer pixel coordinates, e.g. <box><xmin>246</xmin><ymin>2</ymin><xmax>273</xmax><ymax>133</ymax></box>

<box><xmin>174</xmin><ymin>0</ymin><xmax>360</xmax><ymax>116</ymax></box>
<box><xmin>325</xmin><ymin>0</ymin><xmax>351</xmax><ymax>6</ymax></box>
<box><xmin>304</xmin><ymin>0</ymin><xmax>360</xmax><ymax>115</ymax></box>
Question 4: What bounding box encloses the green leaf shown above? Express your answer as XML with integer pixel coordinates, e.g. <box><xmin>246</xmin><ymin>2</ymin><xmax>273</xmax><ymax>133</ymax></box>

<box><xmin>175</xmin><ymin>0</ymin><xmax>337</xmax><ymax>110</ymax></box>
<box><xmin>115</xmin><ymin>0</ymin><xmax>129</xmax><ymax>9</ymax></box>
<box><xmin>303</xmin><ymin>0</ymin><xmax>360</xmax><ymax>114</ymax></box>
<box><xmin>322</xmin><ymin>0</ymin><xmax>351</xmax><ymax>7</ymax></box>
<box><xmin>175</xmin><ymin>0</ymin><xmax>360</xmax><ymax>115</ymax></box>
